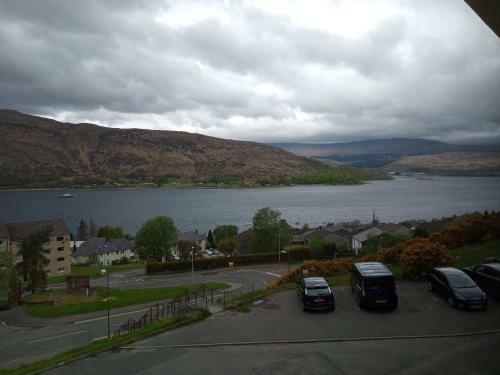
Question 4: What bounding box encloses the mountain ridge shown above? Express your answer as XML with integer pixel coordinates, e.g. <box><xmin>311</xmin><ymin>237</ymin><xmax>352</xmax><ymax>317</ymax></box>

<box><xmin>0</xmin><ymin>110</ymin><xmax>372</xmax><ymax>188</ymax></box>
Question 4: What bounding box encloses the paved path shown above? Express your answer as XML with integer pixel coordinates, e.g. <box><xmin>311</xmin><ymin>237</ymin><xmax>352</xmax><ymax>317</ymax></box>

<box><xmin>0</xmin><ymin>263</ymin><xmax>287</xmax><ymax>368</ymax></box>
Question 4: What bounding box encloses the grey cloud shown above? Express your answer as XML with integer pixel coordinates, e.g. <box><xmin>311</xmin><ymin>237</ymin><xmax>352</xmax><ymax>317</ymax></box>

<box><xmin>0</xmin><ymin>0</ymin><xmax>499</xmax><ymax>144</ymax></box>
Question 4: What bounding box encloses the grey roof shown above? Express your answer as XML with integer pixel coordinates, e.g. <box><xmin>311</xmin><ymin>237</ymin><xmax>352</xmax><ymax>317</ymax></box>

<box><xmin>352</xmin><ymin>227</ymin><xmax>384</xmax><ymax>243</ymax></box>
<box><xmin>6</xmin><ymin>219</ymin><xmax>69</xmax><ymax>241</ymax></box>
<box><xmin>73</xmin><ymin>237</ymin><xmax>133</xmax><ymax>257</ymax></box>
<box><xmin>379</xmin><ymin>223</ymin><xmax>410</xmax><ymax>234</ymax></box>
<box><xmin>178</xmin><ymin>231</ymin><xmax>206</xmax><ymax>241</ymax></box>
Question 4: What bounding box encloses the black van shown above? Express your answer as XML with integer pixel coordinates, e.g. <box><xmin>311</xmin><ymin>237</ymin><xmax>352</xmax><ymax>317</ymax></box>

<box><xmin>350</xmin><ymin>262</ymin><xmax>398</xmax><ymax>309</ymax></box>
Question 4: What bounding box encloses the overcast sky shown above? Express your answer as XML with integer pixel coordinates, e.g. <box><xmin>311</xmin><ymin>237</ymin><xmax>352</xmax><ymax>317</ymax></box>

<box><xmin>0</xmin><ymin>0</ymin><xmax>499</xmax><ymax>144</ymax></box>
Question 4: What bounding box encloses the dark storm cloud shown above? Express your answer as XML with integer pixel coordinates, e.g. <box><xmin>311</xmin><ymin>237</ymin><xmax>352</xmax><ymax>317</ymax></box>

<box><xmin>0</xmin><ymin>0</ymin><xmax>499</xmax><ymax>143</ymax></box>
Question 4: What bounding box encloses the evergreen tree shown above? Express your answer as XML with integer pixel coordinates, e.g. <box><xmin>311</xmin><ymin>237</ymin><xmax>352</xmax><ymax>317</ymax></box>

<box><xmin>77</xmin><ymin>220</ymin><xmax>88</xmax><ymax>241</ymax></box>
<box><xmin>89</xmin><ymin>219</ymin><xmax>97</xmax><ymax>238</ymax></box>
<box><xmin>19</xmin><ymin>227</ymin><xmax>51</xmax><ymax>293</ymax></box>
<box><xmin>207</xmin><ymin>229</ymin><xmax>216</xmax><ymax>249</ymax></box>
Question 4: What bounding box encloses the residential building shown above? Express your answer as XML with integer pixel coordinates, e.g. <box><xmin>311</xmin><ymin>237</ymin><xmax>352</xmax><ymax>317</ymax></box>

<box><xmin>351</xmin><ymin>227</ymin><xmax>385</xmax><ymax>255</ymax></box>
<box><xmin>323</xmin><ymin>229</ymin><xmax>351</xmax><ymax>250</ymax></box>
<box><xmin>71</xmin><ymin>237</ymin><xmax>135</xmax><ymax>265</ymax></box>
<box><xmin>0</xmin><ymin>219</ymin><xmax>71</xmax><ymax>276</ymax></box>
<box><xmin>174</xmin><ymin>230</ymin><xmax>206</xmax><ymax>257</ymax></box>
<box><xmin>378</xmin><ymin>223</ymin><xmax>411</xmax><ymax>238</ymax></box>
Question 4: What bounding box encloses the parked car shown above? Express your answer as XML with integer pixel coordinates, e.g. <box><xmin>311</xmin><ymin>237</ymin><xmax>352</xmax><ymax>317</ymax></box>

<box><xmin>350</xmin><ymin>262</ymin><xmax>398</xmax><ymax>309</ymax></box>
<box><xmin>463</xmin><ymin>263</ymin><xmax>500</xmax><ymax>300</ymax></box>
<box><xmin>428</xmin><ymin>267</ymin><xmax>488</xmax><ymax>310</ymax></box>
<box><xmin>296</xmin><ymin>277</ymin><xmax>335</xmax><ymax>312</ymax></box>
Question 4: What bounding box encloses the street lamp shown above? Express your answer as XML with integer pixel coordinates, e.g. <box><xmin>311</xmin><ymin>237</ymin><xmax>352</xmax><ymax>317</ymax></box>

<box><xmin>191</xmin><ymin>246</ymin><xmax>195</xmax><ymax>284</ymax></box>
<box><xmin>278</xmin><ymin>226</ymin><xmax>281</xmax><ymax>263</ymax></box>
<box><xmin>101</xmin><ymin>268</ymin><xmax>110</xmax><ymax>339</ymax></box>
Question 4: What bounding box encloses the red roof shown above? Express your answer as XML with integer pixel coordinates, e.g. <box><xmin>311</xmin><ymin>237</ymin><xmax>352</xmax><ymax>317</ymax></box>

<box><xmin>6</xmin><ymin>219</ymin><xmax>69</xmax><ymax>241</ymax></box>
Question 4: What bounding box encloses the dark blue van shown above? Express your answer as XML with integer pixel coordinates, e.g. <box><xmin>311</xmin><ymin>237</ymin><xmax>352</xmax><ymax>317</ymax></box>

<box><xmin>350</xmin><ymin>262</ymin><xmax>398</xmax><ymax>309</ymax></box>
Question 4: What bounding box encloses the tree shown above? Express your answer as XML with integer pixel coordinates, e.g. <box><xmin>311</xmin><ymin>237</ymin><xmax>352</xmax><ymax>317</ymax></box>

<box><xmin>323</xmin><ymin>241</ymin><xmax>337</xmax><ymax>257</ymax></box>
<box><xmin>207</xmin><ymin>230</ymin><xmax>216</xmax><ymax>249</ymax></box>
<box><xmin>310</xmin><ymin>235</ymin><xmax>326</xmax><ymax>257</ymax></box>
<box><xmin>134</xmin><ymin>216</ymin><xmax>178</xmax><ymax>262</ymax></box>
<box><xmin>218</xmin><ymin>237</ymin><xmax>239</xmax><ymax>255</ymax></box>
<box><xmin>89</xmin><ymin>219</ymin><xmax>97</xmax><ymax>238</ymax></box>
<box><xmin>18</xmin><ymin>227</ymin><xmax>51</xmax><ymax>293</ymax></box>
<box><xmin>251</xmin><ymin>207</ymin><xmax>291</xmax><ymax>252</ymax></box>
<box><xmin>413</xmin><ymin>227</ymin><xmax>429</xmax><ymax>238</ymax></box>
<box><xmin>77</xmin><ymin>219</ymin><xmax>88</xmax><ymax>241</ymax></box>
<box><xmin>177</xmin><ymin>240</ymin><xmax>202</xmax><ymax>260</ymax></box>
<box><xmin>0</xmin><ymin>252</ymin><xmax>20</xmax><ymax>307</ymax></box>
<box><xmin>213</xmin><ymin>225</ymin><xmax>238</xmax><ymax>246</ymax></box>
<box><xmin>98</xmin><ymin>225</ymin><xmax>125</xmax><ymax>239</ymax></box>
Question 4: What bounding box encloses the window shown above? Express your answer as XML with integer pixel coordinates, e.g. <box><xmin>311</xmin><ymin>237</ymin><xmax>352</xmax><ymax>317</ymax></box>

<box><xmin>57</xmin><ymin>267</ymin><xmax>65</xmax><ymax>273</ymax></box>
<box><xmin>57</xmin><ymin>247</ymin><xmax>64</xmax><ymax>252</ymax></box>
<box><xmin>56</xmin><ymin>236</ymin><xmax>64</xmax><ymax>242</ymax></box>
<box><xmin>57</xmin><ymin>257</ymin><xmax>65</xmax><ymax>262</ymax></box>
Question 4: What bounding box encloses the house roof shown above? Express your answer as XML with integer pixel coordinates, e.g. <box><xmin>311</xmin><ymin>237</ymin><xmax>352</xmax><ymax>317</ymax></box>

<box><xmin>352</xmin><ymin>227</ymin><xmax>384</xmax><ymax>243</ymax></box>
<box><xmin>73</xmin><ymin>237</ymin><xmax>134</xmax><ymax>257</ymax></box>
<box><xmin>6</xmin><ymin>219</ymin><xmax>69</xmax><ymax>241</ymax></box>
<box><xmin>379</xmin><ymin>223</ymin><xmax>409</xmax><ymax>234</ymax></box>
<box><xmin>0</xmin><ymin>221</ymin><xmax>9</xmax><ymax>239</ymax></box>
<box><xmin>178</xmin><ymin>231</ymin><xmax>206</xmax><ymax>241</ymax></box>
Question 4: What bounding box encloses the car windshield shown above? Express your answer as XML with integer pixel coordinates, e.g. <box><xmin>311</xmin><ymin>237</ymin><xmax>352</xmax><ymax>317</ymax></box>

<box><xmin>305</xmin><ymin>286</ymin><xmax>330</xmax><ymax>296</ymax></box>
<box><xmin>448</xmin><ymin>275</ymin><xmax>476</xmax><ymax>288</ymax></box>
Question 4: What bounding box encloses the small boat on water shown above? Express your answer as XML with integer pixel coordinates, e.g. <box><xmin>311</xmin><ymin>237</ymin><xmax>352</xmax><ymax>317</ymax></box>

<box><xmin>58</xmin><ymin>192</ymin><xmax>75</xmax><ymax>198</ymax></box>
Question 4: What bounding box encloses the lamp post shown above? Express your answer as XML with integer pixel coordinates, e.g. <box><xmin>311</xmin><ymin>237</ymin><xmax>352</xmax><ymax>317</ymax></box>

<box><xmin>101</xmin><ymin>268</ymin><xmax>110</xmax><ymax>339</ymax></box>
<box><xmin>191</xmin><ymin>246</ymin><xmax>195</xmax><ymax>284</ymax></box>
<box><xmin>278</xmin><ymin>226</ymin><xmax>281</xmax><ymax>263</ymax></box>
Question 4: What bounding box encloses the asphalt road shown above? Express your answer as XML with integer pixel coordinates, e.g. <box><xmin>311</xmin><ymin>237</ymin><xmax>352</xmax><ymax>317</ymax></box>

<box><xmin>0</xmin><ymin>264</ymin><xmax>286</xmax><ymax>369</ymax></box>
<box><xmin>44</xmin><ymin>281</ymin><xmax>500</xmax><ymax>375</ymax></box>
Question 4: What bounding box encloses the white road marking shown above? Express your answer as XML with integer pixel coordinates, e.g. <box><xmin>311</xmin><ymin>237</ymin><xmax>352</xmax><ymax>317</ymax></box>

<box><xmin>243</xmin><ymin>270</ymin><xmax>281</xmax><ymax>277</ymax></box>
<box><xmin>27</xmin><ymin>330</ymin><xmax>87</xmax><ymax>344</ymax></box>
<box><xmin>74</xmin><ymin>308</ymin><xmax>149</xmax><ymax>324</ymax></box>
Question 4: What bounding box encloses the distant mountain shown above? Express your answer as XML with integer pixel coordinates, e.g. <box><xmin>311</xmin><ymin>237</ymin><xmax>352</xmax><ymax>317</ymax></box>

<box><xmin>272</xmin><ymin>138</ymin><xmax>500</xmax><ymax>157</ymax></box>
<box><xmin>0</xmin><ymin>110</ymin><xmax>373</xmax><ymax>188</ymax></box>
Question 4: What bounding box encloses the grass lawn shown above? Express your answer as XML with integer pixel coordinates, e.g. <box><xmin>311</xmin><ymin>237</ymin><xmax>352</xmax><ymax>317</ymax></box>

<box><xmin>451</xmin><ymin>239</ymin><xmax>500</xmax><ymax>268</ymax></box>
<box><xmin>48</xmin><ymin>263</ymin><xmax>145</xmax><ymax>284</ymax></box>
<box><xmin>26</xmin><ymin>282</ymin><xmax>230</xmax><ymax>318</ymax></box>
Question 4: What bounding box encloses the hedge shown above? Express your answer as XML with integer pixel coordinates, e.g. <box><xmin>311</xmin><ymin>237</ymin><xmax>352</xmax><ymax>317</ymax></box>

<box><xmin>146</xmin><ymin>252</ymin><xmax>277</xmax><ymax>274</ymax></box>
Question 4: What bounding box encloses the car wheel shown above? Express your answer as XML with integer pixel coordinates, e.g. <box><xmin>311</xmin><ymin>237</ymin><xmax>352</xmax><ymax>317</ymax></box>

<box><xmin>448</xmin><ymin>297</ymin><xmax>456</xmax><ymax>308</ymax></box>
<box><xmin>357</xmin><ymin>295</ymin><xmax>364</xmax><ymax>309</ymax></box>
<box><xmin>427</xmin><ymin>281</ymin><xmax>434</xmax><ymax>292</ymax></box>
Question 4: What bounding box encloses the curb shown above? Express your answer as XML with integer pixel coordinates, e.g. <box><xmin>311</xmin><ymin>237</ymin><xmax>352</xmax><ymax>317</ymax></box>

<box><xmin>120</xmin><ymin>328</ymin><xmax>500</xmax><ymax>350</ymax></box>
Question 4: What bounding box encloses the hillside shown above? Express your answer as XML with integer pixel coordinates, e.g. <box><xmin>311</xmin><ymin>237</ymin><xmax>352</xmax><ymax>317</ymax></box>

<box><xmin>0</xmin><ymin>110</ymin><xmax>374</xmax><ymax>188</ymax></box>
<box><xmin>387</xmin><ymin>152</ymin><xmax>500</xmax><ymax>176</ymax></box>
<box><xmin>274</xmin><ymin>139</ymin><xmax>500</xmax><ymax>173</ymax></box>
<box><xmin>273</xmin><ymin>138</ymin><xmax>499</xmax><ymax>157</ymax></box>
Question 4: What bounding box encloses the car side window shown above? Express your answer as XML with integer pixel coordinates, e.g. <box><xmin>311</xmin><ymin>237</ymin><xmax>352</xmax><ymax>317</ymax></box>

<box><xmin>475</xmin><ymin>266</ymin><xmax>485</xmax><ymax>273</ymax></box>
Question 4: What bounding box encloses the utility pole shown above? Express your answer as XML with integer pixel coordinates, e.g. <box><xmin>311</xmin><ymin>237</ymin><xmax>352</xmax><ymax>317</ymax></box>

<box><xmin>278</xmin><ymin>226</ymin><xmax>281</xmax><ymax>263</ymax></box>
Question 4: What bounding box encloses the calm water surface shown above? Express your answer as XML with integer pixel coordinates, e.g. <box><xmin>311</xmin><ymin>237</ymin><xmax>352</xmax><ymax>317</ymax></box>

<box><xmin>1</xmin><ymin>177</ymin><xmax>499</xmax><ymax>234</ymax></box>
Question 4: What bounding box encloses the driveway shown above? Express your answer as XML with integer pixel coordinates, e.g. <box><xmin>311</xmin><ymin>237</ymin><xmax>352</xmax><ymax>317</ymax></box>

<box><xmin>44</xmin><ymin>281</ymin><xmax>500</xmax><ymax>374</ymax></box>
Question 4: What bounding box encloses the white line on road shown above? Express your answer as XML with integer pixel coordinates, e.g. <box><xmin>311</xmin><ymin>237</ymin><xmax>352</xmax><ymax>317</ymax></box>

<box><xmin>27</xmin><ymin>330</ymin><xmax>87</xmax><ymax>344</ymax></box>
<box><xmin>243</xmin><ymin>270</ymin><xmax>281</xmax><ymax>277</ymax></box>
<box><xmin>74</xmin><ymin>308</ymin><xmax>149</xmax><ymax>324</ymax></box>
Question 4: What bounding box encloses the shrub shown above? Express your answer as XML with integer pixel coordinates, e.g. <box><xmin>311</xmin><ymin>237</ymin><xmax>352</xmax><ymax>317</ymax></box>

<box><xmin>399</xmin><ymin>239</ymin><xmax>454</xmax><ymax>280</ymax></box>
<box><xmin>146</xmin><ymin>252</ymin><xmax>284</xmax><ymax>274</ymax></box>
<box><xmin>271</xmin><ymin>258</ymin><xmax>354</xmax><ymax>286</ymax></box>
<box><xmin>285</xmin><ymin>245</ymin><xmax>312</xmax><ymax>261</ymax></box>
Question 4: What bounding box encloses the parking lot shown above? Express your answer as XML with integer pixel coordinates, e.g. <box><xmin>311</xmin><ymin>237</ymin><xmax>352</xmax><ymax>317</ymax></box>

<box><xmin>46</xmin><ymin>281</ymin><xmax>500</xmax><ymax>375</ymax></box>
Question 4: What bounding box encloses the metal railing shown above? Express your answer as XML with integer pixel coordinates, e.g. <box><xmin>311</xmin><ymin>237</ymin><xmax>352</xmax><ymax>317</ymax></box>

<box><xmin>114</xmin><ymin>286</ymin><xmax>210</xmax><ymax>336</ymax></box>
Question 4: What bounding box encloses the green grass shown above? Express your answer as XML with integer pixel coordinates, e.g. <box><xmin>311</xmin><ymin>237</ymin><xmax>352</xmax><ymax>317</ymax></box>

<box><xmin>26</xmin><ymin>282</ymin><xmax>230</xmax><ymax>318</ymax></box>
<box><xmin>48</xmin><ymin>263</ymin><xmax>145</xmax><ymax>284</ymax></box>
<box><xmin>0</xmin><ymin>309</ymin><xmax>209</xmax><ymax>375</ymax></box>
<box><xmin>327</xmin><ymin>273</ymin><xmax>351</xmax><ymax>285</ymax></box>
<box><xmin>451</xmin><ymin>239</ymin><xmax>500</xmax><ymax>268</ymax></box>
